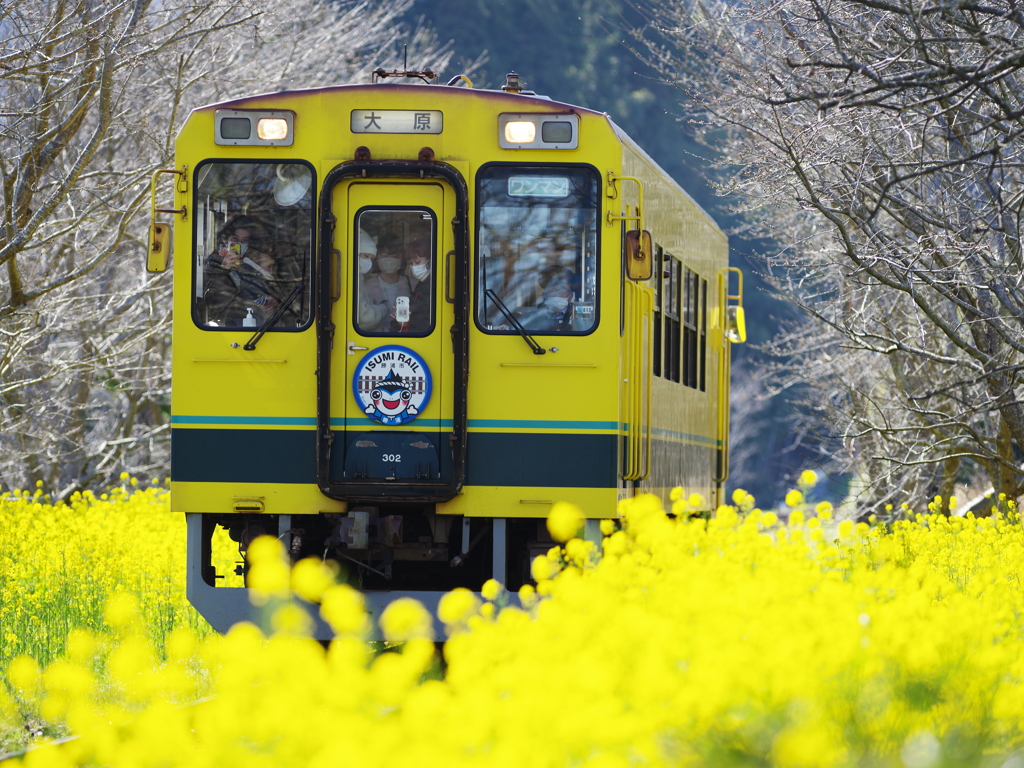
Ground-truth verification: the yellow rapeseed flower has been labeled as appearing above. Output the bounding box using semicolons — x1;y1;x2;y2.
290;557;337;603
531;554;557;582
438;588;480;626
7;655;40;695
319;584;368;636
8;481;1024;765
547;502;584;543
379;597;433;642
481;579;502;602
246;536;290;602
517;583;537;609
65;630;97;664
103;593;139;629
270;603;314;636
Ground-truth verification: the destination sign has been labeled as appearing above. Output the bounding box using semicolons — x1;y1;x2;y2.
508;176;570;197
350;109;443;134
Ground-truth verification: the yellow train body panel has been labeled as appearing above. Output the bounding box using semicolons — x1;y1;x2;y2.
162;81;736;624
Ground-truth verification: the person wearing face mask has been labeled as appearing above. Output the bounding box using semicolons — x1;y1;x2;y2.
402;237;432;333
356;228;388;332
527;264;575;331
362;235;411;332
203;216;281;327
406;239;431;286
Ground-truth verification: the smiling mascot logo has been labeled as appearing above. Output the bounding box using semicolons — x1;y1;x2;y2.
352;346;431;426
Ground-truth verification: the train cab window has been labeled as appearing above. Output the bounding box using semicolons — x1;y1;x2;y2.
664;255;682;383
353;209;435;336
193;161;314;330
683;267;699;388
477;165;599;334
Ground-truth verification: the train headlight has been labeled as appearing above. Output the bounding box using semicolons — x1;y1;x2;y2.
504;120;536;144
499;114;579;149
257;118;289;141
215;109;295;146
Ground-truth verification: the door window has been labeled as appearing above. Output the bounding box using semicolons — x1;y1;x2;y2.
353;208;435;336
192;161;314;330
477;165;599;334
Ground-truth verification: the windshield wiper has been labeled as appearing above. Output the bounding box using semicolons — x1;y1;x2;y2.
244;285;304;351
484;288;546;355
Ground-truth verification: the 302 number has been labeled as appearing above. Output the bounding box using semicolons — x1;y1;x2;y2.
382;454;402;463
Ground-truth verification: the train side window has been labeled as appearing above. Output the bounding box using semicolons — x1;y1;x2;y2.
699;277;707;391
683;267;699;388
620;221;626;337
664;255;681;383
477;165;599;335
353;208;435;336
192;161;314;331
653;245;663;377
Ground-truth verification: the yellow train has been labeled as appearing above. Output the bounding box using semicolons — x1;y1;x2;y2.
148;70;745;636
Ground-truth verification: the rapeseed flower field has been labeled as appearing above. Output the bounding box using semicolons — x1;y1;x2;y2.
0;479;210;670
4;478;1024;766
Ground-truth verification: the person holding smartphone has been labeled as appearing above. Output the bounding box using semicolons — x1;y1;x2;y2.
361;235;411;333
203;216;281;327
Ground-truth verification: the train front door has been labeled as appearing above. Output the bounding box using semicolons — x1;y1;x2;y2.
324;179;459;496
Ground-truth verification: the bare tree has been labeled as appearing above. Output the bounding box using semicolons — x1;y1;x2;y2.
639;0;1024;511
0;0;458;496
725;357;807;502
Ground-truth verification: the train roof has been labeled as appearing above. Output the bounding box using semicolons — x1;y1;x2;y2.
608;116;720;231
187;82;721;233
190;83;609;117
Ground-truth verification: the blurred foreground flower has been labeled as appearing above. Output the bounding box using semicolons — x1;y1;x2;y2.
546;501;584;542
5;489;1024;766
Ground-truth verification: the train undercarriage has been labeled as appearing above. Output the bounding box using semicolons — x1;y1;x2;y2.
186;510;593;638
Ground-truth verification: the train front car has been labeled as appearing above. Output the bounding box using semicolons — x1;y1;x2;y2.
153;77;742;638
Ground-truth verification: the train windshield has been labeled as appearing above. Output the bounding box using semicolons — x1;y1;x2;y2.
192;161;314;330
477;166;599;334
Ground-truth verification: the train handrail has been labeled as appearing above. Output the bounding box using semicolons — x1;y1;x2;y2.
713;269;735;484
639;286;654;481
623;281;637;480
623;280;653;481
605;173;645;235
628;280;635;480
146;166;187;272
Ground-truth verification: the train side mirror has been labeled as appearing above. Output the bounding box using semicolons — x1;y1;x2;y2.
625;229;652;280
726;305;746;343
147;222;171;273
